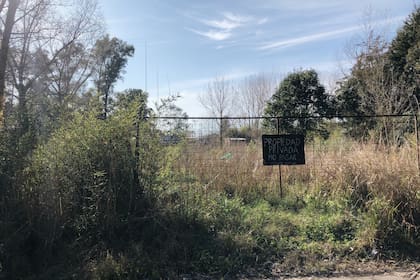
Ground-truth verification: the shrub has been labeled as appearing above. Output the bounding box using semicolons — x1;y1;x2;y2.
4;108;161;278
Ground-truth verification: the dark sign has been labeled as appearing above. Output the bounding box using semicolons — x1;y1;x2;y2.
262;134;305;165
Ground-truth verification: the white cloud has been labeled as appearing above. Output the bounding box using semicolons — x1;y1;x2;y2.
187;28;232;41
222;12;251;24
259;26;361;50
187;12;263;42
259;0;342;12
200;12;251;31
258;14;408;51
257;18;268;25
169;70;255;92
202;18;242;30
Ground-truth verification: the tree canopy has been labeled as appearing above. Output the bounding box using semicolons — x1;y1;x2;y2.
93;35;135;119
336;7;419;141
264;69;334;138
387;7;419;112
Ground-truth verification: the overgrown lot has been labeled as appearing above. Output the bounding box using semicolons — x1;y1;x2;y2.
1;112;418;279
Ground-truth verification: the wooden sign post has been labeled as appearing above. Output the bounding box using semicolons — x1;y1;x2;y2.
262;134;305;197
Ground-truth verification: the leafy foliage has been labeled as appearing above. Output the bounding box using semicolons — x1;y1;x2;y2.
336;77;377;139
93;35;135;119
387;7;420;109
337;7;419;141
264;69;335;138
1;4;419;280
0;97;161;277
25;113;138;238
154;94;189;140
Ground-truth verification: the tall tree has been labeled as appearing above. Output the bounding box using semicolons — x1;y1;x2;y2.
154;94;189;139
264;69;334;138
114;88;150;199
199;76;233;119
199;76;233;145
6;0;102;137
93;35;134;119
46;42;94;117
387;7;419;113
336;33;391;140
336;77;377;139
337;8;419;142
0;0;20;126
238;72;277;129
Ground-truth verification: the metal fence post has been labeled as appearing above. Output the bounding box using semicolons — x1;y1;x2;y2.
219;116;223;148
415;114;420;175
277;117;283;198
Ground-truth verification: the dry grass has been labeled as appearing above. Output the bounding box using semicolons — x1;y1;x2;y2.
171;134;420;242
176;136;419;196
148;133;420;277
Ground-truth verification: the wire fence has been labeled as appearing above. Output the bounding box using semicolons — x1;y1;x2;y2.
149;114;420;196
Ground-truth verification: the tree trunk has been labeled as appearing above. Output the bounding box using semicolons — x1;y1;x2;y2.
17;84;30;137
0;0;7;14
0;0;20;126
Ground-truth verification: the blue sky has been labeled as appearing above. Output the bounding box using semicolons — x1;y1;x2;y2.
100;0;419;116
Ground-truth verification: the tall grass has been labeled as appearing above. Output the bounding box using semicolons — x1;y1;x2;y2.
167;133;420;258
2;121;418;278
177;135;418;192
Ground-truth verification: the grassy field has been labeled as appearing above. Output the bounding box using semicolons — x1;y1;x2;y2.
142;132;420;277
1;117;419;279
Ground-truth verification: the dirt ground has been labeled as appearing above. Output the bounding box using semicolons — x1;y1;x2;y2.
234;270;419;280
286;270;419;280
232;262;420;280
186;263;420;279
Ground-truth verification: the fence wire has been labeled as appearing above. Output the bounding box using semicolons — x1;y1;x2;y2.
149;115;420;195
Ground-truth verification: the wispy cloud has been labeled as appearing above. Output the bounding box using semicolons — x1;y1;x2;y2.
176;70;256;91
202;12;250;30
201;18;241;30
257;18;268;25
259;26;360;50
258;15;407;51
187;28;232;41
259;0;342;12
187;12;261;41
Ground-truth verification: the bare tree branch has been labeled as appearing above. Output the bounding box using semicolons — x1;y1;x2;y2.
0;0;20;126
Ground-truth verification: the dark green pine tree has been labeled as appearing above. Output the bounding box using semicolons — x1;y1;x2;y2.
387;7;419;112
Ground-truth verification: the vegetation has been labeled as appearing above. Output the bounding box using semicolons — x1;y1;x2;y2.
94;35;135;119
0;2;418;279
263;69;335;139
4;124;419;279
336;7;419;142
387;7;419;107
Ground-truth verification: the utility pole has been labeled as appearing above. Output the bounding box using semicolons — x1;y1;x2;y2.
145;41;147;92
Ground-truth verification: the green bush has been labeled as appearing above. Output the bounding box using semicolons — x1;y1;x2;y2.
25;111;159;241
